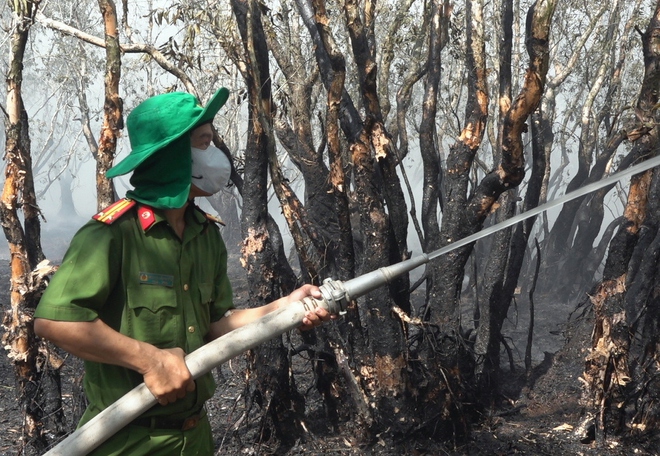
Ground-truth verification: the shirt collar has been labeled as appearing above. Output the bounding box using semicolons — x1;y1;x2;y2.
137;203;208;238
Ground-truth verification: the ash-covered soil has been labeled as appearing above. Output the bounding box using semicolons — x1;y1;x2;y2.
1;231;658;455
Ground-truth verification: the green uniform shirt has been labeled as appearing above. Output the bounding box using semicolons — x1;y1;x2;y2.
35;203;233;425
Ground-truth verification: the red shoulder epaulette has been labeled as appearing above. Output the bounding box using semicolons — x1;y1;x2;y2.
92;198;136;225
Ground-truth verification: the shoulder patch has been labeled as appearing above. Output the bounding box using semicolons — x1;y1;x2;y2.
205;212;225;226
137;205;157;231
92;198;136;225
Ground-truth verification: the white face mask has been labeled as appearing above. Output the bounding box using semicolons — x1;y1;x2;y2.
191;145;231;195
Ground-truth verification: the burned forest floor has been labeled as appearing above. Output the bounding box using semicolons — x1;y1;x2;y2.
1;229;660;455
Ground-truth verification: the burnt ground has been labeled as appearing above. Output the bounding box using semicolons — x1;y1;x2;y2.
1;233;659;455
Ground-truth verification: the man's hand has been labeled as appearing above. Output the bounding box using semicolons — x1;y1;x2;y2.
287;284;337;331
34;318;196;406
141;347;195;406
208;283;339;339
300;306;334;331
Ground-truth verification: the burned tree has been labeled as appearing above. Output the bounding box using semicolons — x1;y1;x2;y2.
12;0;660;454
540;0;641;299
95;0;122;209
1;0;65;453
582;0;660;443
230;0;304;450
412;0;556;428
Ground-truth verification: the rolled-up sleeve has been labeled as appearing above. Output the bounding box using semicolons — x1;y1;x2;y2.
209;232;233;323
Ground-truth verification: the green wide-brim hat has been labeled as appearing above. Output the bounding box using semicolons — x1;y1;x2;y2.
107;87;229;178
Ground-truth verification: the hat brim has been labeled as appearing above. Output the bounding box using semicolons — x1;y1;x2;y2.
195;87;229;127
107;88;229;178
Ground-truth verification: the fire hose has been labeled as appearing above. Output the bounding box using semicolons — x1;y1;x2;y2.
44;153;660;455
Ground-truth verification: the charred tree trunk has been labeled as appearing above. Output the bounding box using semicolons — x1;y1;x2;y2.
344;0;411;284
96;0;121;209
561;3;642;295
262;6;349;282
476;0;555;388
321;6;355;284
419;0;449;276
473;0;514;394
560;134;626;293
428;0;490;323
57;171;80;220
318;0;414;437
285;0;416;440
207;191;242;255
582;2;660;442
541;0;624;292
415;0;490;436
305;2;380;435
232;0;304;451
584;170;652;440
1;1;65;453
293;0;363;283
417;0;555;436
287;0;374;435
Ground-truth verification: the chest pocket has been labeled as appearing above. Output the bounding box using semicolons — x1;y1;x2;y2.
125;285;181;348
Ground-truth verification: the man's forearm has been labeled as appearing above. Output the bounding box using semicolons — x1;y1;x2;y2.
207;302;281;340
34;318;155;374
207;284;329;340
35;317;195;405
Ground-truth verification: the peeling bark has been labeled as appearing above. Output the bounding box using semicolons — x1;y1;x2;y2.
419;0;450;257
473;0;516;392
232;1;304;449
296;0;414;439
582;2;660;441
97;0;121;208
430;0;554;322
1;1;65;453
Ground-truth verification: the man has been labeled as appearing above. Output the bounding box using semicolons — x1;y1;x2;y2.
34;88;331;455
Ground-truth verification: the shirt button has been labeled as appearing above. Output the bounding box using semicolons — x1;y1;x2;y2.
188;326;195;333
183;284;189;291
